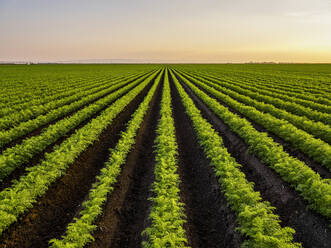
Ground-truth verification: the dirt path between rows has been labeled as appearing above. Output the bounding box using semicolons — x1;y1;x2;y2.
87;72;163;248
0;72;156;192
174;71;331;248
177;71;331;179
0;76;156;248
0;72;152;152
170;75;243;248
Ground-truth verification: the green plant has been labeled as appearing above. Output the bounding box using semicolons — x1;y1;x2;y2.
171;69;331;221
170;69;301;248
142;69;189;248
48;69;163;248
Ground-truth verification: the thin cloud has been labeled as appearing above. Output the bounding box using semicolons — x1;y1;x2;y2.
285;10;331;24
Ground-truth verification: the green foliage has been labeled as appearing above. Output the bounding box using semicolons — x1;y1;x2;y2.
177;70;331;169
0;71;153;148
142;69;189;248
48;69;163;248
0;71;142;118
0;71;155;181
174;64;331;106
0;64;160;110
182;70;331;145
0;70;156;130
170;69;301;248
171;69;331;221
1;64;330;247
194;69;331;114
0;69;160;235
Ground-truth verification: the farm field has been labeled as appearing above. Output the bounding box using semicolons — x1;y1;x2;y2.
0;64;330;248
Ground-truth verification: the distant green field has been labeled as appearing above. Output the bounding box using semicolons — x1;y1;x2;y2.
0;64;330;248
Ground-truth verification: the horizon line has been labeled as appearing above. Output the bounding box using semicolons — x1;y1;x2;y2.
1;59;331;65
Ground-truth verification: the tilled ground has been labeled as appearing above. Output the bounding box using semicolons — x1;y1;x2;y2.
1;68;330;248
0;77;155;248
87;72;163;248
0;78;142;192
170;75;243;248
174;72;331;248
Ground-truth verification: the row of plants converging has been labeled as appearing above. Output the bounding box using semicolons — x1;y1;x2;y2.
192;65;331;100
0;70;158;181
231;70;331;101
229;70;331;110
0;74;102;107
49;69;163;248
175;70;331;169
142;69;189;248
0;70;154;130
171;69;331;221
0;70;128;114
0;72;130;117
193;70;331;125
194;68;331;106
0;70;154;149
0;65;330;247
170;69;301;248
189;70;331;125
228;74;331;109
0;69;161;235
177;70;331;145
0;65;152;106
0;76;98;116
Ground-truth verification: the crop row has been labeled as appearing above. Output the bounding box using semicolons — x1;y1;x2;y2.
189;70;331;125
179;70;331;145
200;67;331;98
0;71;144;118
217;72;331;112
142;69;189;248
0;74;107;107
170;69;301;248
0;70;160;235
0;70;159;181
189;68;331;106
233;74;331;106
229;70;331;99
0;74;108;115
171;69;331;221
49;69;163;248
0;65;154;104
0;71;154;149
176;70;331;168
0;71;154;130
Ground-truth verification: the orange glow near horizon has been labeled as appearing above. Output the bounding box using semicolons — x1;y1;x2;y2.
1;0;331;63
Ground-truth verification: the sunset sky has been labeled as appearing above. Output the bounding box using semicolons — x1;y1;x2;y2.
1;0;331;63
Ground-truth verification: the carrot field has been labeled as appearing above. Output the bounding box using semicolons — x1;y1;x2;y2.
0;64;330;248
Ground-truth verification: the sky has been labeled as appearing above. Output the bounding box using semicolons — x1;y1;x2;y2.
1;0;331;63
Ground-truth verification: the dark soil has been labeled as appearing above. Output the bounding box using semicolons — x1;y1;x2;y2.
177;70;331;179
173;70;331;248
0;71;152;153
0;74;157;248
0;72;154;192
87;73;163;248
170;74;243;248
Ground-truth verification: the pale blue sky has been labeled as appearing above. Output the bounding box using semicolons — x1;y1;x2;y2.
1;0;331;62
